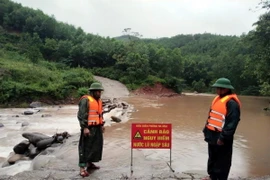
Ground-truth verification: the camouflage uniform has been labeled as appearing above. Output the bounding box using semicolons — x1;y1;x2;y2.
77;97;103;167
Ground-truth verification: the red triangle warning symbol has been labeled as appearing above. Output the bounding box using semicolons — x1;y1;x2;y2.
134;131;142;139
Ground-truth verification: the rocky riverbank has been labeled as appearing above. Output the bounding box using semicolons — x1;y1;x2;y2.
1;132;269;180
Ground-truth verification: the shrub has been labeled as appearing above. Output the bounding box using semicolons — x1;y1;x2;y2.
77;87;88;98
144;75;165;86
192;80;207;93
164;77;184;94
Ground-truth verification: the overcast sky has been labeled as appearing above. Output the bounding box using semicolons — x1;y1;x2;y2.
11;0;266;38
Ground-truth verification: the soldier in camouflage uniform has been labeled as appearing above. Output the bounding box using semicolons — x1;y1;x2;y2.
203;78;241;180
77;82;105;177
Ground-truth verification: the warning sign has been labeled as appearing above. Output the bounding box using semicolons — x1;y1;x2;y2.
131;123;172;149
134;131;142;139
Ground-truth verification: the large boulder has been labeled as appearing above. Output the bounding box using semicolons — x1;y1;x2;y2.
36;138;55;150
22;132;51;146
7;154;29;164
27;144;40;159
13;140;30;154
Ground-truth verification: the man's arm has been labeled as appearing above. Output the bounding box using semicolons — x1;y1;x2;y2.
77;98;89;129
219;99;241;142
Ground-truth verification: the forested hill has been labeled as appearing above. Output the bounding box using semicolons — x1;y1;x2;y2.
114;35;140;42
0;0;269;106
143;33;238;50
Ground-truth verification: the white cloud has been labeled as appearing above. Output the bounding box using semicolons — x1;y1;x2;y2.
11;0;266;38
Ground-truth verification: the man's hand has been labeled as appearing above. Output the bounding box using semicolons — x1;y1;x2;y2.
217;139;224;145
83;128;90;136
102;126;105;133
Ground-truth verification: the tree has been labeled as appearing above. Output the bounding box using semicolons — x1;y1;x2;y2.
42;38;58;60
246;11;270;95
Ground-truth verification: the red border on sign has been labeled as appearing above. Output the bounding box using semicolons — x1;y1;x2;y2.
131;123;172;149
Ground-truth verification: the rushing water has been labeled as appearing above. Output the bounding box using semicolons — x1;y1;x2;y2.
0;94;269;178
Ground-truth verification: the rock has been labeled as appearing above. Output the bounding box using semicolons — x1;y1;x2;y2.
41;114;52;117
108;104;117;110
12;115;19;117
22;132;51;146
21;122;29;127
52;131;71;140
103;107;110;114
13;140;30;154
0;123;4;128
62;131;71;139
29;101;42;108
122;102;129;109
103;104;117;114
56;136;64;143
7;154;29;164
27;144;40;159
36;138;54;150
112;98;118;103
111;116;121;123
102;98;112;104
23;111;34;115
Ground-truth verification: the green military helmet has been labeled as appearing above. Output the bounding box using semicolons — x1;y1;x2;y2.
211;78;234;89
89;82;104;91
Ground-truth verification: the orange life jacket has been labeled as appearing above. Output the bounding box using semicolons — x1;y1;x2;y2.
80;95;103;126
206;94;241;132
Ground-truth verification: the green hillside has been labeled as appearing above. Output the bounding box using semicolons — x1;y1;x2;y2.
0;0;269;107
0;50;93;107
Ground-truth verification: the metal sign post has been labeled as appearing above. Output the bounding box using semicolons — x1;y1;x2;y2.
131;147;133;175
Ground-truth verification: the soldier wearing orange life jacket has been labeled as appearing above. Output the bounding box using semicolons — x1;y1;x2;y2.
77;82;105;177
202;78;241;180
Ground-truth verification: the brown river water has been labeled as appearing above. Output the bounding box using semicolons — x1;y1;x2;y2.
117;94;270;178
0;94;269;178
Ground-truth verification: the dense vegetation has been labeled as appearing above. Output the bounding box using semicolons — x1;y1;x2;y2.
0;0;269;106
0;50;93;106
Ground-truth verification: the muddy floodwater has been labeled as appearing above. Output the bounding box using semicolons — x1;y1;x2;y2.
120;94;270;178
0;94;269;179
